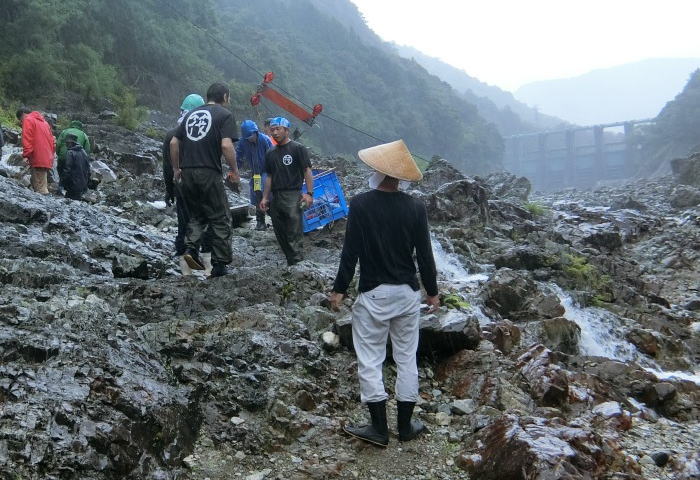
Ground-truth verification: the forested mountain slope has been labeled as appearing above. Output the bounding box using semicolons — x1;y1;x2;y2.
394;45;567;134
640;69;700;175
0;0;503;173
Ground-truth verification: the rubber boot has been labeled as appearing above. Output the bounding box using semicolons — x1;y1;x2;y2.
209;262;228;278
179;256;192;276
397;401;426;442
183;249;205;270
255;212;267;231
201;252;213;276
343;400;389;447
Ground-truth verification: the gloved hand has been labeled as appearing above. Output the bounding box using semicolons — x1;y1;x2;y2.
165;192;175;207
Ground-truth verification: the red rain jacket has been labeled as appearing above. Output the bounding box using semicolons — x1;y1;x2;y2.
21;111;55;168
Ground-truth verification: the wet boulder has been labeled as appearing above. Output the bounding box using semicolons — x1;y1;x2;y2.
494;245;556;271
99;110;118;120
90;160;118;184
517;344;569;407
418;156;466;193
540;317;581;355
482;320;521;354
483;171;531;201
421;178;490;224
583;224;623;250
670;185;700;208
418;310;481;358
610;195;648;211
112;254;150;279
671;153;700;187
626;328;660;357
437;349;535;412
458;414;641;479
482;269;564;321
118;153;158;176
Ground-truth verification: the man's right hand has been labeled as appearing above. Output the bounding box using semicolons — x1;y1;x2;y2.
174;168;182;182
259;198;270;212
328;291;344;312
425;294;440;314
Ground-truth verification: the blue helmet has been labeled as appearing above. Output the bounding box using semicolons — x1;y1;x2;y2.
269;116;290;128
240;120;259;139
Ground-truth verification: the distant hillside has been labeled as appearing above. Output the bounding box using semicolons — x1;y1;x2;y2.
639;69;700;176
394;45;567;134
0;0;503;174
515;58;700;125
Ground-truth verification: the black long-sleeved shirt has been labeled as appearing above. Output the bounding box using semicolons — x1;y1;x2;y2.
333;189;438;297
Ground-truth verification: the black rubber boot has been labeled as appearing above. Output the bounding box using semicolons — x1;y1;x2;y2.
209;262;228;278
343;401;389;447
397;401;426;442
183;249;205;270
255;212;267;231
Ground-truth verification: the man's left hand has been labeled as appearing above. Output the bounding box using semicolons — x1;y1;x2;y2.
301;193;313;208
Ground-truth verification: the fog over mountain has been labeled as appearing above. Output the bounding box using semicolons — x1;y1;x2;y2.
515;58;700;126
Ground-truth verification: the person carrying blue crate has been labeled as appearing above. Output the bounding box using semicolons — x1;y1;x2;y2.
236;120;273;230
259;117;314;266
329;139;440;448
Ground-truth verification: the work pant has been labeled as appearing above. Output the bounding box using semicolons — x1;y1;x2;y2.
175;185;212;256
57;157;66;188
180;168;232;264
253;189;266;223
352;284;421;403
270;190;303;265
30;167;49;194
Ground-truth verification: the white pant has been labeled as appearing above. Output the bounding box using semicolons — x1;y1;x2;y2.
352;284;421;403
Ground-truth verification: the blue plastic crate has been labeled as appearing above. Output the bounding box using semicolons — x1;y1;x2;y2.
301;169;349;233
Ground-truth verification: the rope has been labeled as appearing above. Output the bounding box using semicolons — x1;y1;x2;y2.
163;4;431;165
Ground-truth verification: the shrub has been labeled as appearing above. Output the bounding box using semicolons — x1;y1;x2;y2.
114;90;148;130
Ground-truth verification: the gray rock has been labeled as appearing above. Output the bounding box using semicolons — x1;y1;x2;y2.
99;110;118;120
112;254;149;279
540;317;581;355
670;185;700;208
451;399;477;416
90;160;118;183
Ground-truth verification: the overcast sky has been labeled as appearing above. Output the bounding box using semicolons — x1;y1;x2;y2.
349;0;700;92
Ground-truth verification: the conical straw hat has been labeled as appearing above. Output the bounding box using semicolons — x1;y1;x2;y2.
357;140;423;182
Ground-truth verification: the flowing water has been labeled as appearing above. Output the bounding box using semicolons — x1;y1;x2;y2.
431;236;492;326
555;285;700;386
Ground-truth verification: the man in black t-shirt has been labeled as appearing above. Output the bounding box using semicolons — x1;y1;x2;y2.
260;117;314;266
169;83;240;277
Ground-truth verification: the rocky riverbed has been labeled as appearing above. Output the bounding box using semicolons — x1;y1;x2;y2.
0;116;699;480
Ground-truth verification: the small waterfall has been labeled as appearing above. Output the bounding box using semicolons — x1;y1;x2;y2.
0;146;24;175
554;285;700;385
431;235;491;325
431;235;488;284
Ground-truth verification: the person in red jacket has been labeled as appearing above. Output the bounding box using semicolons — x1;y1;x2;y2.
16;107;56;194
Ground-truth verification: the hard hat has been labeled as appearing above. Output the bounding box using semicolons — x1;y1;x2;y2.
180;94;205;112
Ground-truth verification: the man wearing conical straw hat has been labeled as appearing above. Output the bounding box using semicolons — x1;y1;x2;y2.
330;140;440;447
